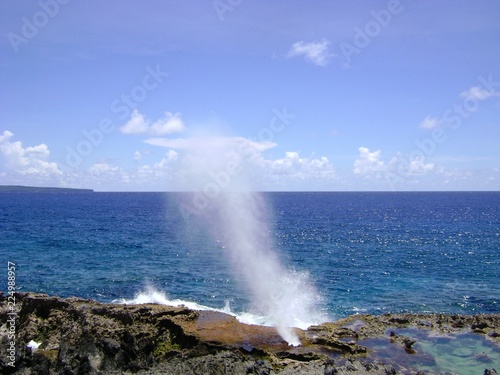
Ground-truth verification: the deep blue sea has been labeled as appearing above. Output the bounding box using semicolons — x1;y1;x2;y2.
2;191;499;320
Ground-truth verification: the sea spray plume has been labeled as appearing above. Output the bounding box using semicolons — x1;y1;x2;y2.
173;134;327;345
210;191;325;345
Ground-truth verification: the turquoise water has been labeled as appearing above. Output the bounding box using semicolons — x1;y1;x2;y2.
417;332;500;374
1;191;499;319
361;329;500;374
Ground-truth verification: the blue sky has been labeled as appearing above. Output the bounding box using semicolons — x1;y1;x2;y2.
1;0;499;191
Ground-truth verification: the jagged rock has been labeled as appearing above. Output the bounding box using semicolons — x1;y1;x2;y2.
332;327;359;340
473;322;490;330
310;337;368;355
388;317;410;325
389;331;416;350
1;293;499;374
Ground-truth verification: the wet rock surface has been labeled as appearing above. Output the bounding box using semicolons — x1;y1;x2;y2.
1;292;499;374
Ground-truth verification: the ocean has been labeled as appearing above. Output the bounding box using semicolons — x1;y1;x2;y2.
2;191;499;323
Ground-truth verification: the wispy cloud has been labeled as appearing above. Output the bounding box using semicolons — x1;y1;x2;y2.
419;116;442;129
286;39;333;67
120;110;185;136
143;135;276;153
420;81;500;131
460;85;499;101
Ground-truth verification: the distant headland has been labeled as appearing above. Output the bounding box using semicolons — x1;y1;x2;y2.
0;185;93;193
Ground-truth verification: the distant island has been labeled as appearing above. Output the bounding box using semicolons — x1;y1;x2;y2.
0;185;93;193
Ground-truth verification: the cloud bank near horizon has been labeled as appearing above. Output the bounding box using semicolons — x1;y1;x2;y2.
1;120;497;191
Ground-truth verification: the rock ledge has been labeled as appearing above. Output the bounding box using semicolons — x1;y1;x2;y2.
1;293;499;374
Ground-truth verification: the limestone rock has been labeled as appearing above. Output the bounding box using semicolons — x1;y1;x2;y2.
1;293;499;374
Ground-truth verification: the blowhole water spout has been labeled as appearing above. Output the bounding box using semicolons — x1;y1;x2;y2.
175;135;327;344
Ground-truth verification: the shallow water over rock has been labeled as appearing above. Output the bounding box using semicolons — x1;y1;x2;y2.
359;329;500;374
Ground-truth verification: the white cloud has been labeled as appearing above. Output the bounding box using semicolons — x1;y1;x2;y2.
163;149;178;163
133;150;153;161
354;147;436;179
0;130;62;177
144;135;276;153
460;86;499;101
419;116;442;129
83;162;132;189
142;135;336;190
58;153;180;191
89;162;121;174
144;135;277;190
120;110;185;135
137;150;178;178
353;147;384;175
120;110;149;134
401;155;435;175
419;84;500;132
286;39;333;67
349;147;443;190
270;151;305;175
269;152;335;180
0;130;14;143
150;113;185;135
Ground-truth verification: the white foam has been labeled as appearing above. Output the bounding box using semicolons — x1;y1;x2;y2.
113;287;325;336
113;288;218;312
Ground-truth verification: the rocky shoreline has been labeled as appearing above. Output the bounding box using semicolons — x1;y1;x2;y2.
1;292;499;374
